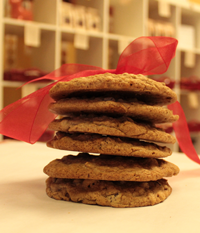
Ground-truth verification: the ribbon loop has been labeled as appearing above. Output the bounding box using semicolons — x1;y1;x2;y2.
116;36;177;75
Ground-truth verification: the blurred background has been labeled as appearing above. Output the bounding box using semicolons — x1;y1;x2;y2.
1;0;200;152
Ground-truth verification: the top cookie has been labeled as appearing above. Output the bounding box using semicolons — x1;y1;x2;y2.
49;73;177;105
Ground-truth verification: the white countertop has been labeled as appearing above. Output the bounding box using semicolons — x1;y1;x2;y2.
1;140;200;233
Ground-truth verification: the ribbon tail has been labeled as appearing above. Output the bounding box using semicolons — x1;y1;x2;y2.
0;65;114;144
0;83;56;144
168;101;200;164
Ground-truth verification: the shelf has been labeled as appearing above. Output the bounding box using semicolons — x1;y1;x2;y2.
156;0;200;12
4;18;57;34
177;46;200;54
190;132;200;137
3;80;25;88
3;80;51;88
1;0;200;153
107;33;135;42
180;90;200;95
60;27;104;39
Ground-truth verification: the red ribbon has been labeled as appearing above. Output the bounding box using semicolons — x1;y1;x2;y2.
0;36;199;164
168;101;200;164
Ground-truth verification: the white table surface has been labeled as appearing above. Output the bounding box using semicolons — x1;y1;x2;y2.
1;140;200;233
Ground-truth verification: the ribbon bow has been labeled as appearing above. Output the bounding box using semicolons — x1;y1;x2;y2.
0;36;199;164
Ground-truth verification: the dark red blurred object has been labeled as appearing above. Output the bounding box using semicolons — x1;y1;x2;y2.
165;126;173;134
153;76;175;89
9;0;33;21
155;123;173;134
38;130;54;142
4;68;48;82
187;120;200;133
180;76;200;91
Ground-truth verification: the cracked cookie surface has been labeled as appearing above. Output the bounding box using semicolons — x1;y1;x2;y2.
45;178;172;208
43;153;179;182
49;97;179;124
49;73;177;105
48;115;176;144
47;132;172;158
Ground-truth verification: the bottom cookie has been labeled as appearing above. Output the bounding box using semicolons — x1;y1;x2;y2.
46;177;172;208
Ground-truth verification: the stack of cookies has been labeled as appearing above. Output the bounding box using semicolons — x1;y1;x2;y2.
43;72;180;208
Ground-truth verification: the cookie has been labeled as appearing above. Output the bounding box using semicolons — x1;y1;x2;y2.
45;178;172;208
47;132;172;158
49;73;177;105
49;97;179;123
43;153;179;182
48;115;176;144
